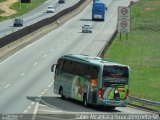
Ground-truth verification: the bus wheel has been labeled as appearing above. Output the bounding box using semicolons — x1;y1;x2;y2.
83;94;88;107
60;88;65;99
108;106;115;110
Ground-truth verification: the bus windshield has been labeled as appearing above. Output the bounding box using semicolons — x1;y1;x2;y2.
93;4;105;12
103;65;129;86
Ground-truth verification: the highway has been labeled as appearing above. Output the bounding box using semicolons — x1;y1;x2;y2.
0;0;155;119
0;0;79;38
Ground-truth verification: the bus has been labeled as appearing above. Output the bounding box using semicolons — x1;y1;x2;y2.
92;0;106;21
51;54;130;108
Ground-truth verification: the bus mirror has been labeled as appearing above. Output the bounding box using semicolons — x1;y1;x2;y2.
51;64;57;72
106;7;107;10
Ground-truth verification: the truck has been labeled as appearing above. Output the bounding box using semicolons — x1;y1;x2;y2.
92;0;106;21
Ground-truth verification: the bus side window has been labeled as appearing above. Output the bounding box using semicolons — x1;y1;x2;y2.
61;59;73;74
85;65;99;79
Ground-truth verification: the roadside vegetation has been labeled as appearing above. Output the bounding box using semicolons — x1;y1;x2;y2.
0;9;4;15
104;0;160;102
0;0;7;2
0;0;46;21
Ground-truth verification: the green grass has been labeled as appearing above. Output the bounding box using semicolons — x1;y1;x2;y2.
0;0;46;21
0;0;7;2
0;9;5;15
104;0;160;102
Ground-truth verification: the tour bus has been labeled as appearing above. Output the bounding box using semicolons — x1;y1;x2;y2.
92;0;106;21
51;54;130;107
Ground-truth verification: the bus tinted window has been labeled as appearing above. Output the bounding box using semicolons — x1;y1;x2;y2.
60;59;99;79
103;66;129;85
103;66;129;78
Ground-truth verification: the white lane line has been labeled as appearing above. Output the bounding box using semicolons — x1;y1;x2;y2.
44;89;48;91
20;73;25;77
27;106;31;109
38;104;46;107
41;91;45;95
38;95;42;97
32;98;41;120
38;109;63;113
33;62;38;66
48;84;51;88
31;102;35;106
4;84;11;89
43;54;48;58
63;40;66;42
23;110;28;113
37;115;58;120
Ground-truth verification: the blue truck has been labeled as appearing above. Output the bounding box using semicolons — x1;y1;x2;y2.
92;0;106;21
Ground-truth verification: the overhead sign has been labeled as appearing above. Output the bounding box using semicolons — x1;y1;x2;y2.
118;6;131;33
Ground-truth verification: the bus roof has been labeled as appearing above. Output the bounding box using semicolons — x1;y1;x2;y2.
93;0;105;4
62;54;129;67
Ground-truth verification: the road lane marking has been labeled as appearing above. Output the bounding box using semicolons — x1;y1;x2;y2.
31;102;35;106
38;104;46;107
23;110;28;113
43;54;48;58
27;106;31;109
36;115;59;120
33;62;38;66
38;95;42;97
41;91;45;95
20;73;25;77
38;109;63;113
4;84;11;89
32;97;41;120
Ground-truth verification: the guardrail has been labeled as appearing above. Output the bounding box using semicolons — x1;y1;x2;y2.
129;96;160;107
0;0;85;48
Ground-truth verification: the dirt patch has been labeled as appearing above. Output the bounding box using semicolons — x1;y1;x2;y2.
0;0;18;17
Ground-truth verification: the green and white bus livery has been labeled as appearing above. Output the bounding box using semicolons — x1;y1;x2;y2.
51;54;130;107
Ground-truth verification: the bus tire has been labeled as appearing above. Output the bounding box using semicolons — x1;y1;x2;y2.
108;106;115;110
83;94;88;107
60;87;65;99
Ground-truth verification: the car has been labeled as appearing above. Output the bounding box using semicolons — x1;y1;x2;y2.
58;0;65;3
13;18;23;27
82;24;92;33
47;6;55;13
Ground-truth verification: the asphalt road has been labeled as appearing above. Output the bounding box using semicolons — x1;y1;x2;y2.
0;0;157;119
0;0;79;38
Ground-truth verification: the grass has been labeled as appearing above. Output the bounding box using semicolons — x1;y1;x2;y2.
0;0;7;2
104;0;160;102
0;9;5;15
0;0;46;21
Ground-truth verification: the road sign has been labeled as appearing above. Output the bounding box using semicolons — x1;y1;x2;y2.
118;20;130;33
118;6;131;33
118;7;130;20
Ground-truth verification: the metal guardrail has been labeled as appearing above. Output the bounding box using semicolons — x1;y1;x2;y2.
129;96;160;107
